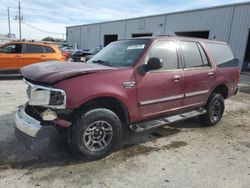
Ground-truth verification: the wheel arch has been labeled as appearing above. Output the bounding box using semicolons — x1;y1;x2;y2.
71;96;130;125
211;84;229;99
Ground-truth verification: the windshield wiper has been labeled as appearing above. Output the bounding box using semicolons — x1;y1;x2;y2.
92;60;112;67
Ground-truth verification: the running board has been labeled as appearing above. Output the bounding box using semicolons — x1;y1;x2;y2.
130;107;206;132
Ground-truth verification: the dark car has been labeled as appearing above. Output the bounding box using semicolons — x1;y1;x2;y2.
71;47;102;62
15;36;239;161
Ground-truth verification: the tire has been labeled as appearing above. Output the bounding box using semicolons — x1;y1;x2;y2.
68;108;122;161
199;93;225;126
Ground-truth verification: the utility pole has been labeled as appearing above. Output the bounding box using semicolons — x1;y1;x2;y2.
14;1;23;39
18;1;21;39
7;7;11;38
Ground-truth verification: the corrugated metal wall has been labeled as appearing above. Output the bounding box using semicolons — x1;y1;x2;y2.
125;16;165;38
66;2;250;69
100;21;126;45
164;7;233;42
228;4;250;68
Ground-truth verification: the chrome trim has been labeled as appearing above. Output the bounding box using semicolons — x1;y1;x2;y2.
149;69;183;73
139;89;209;106
14;105;41;137
141;102;204;118
184;67;211;71
24;79;66;109
139;94;184;105
185;89;209;97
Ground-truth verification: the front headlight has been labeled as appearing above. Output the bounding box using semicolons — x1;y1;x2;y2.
25;79;66;109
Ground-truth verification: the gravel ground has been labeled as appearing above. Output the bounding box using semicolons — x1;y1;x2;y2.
0;75;249;188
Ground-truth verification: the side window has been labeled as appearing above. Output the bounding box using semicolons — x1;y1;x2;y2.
25;44;44;53
180;41;209;68
0;44;22;53
44;46;55;53
148;40;178;70
205;43;236;67
197;43;209;66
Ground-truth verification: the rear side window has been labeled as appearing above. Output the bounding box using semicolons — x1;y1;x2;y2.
44;46;55;53
206;43;236;67
25;44;44;53
0;43;22;53
180;41;210;68
148;40;179;70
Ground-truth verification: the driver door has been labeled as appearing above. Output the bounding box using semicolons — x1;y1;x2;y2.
0;43;24;70
136;40;184;120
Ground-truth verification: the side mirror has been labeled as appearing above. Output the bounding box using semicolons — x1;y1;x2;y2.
138;57;163;75
146;57;163;71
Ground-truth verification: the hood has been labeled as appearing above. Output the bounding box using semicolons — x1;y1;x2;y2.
21;61;114;84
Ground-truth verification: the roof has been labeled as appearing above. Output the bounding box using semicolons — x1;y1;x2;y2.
66;1;250;28
118;35;227;44
1;40;58;46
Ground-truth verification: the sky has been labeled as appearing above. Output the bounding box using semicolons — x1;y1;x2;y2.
0;0;248;40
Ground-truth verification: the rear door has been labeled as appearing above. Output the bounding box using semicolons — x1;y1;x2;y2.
180;41;215;111
0;43;23;70
43;45;57;61
136;40;184;120
22;44;45;66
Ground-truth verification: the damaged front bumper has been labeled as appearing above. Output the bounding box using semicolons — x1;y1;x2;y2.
14;105;42;148
14;105;72;149
15;105;42;138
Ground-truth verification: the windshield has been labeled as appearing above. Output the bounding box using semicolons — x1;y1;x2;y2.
88;39;150;67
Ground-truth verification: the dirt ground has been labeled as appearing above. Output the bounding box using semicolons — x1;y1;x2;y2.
0;75;249;188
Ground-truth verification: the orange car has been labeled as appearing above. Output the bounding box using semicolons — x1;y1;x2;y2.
0;41;66;73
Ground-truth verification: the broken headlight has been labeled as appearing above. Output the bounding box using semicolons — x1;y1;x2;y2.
29;89;66;109
25;79;66;109
50;90;65;106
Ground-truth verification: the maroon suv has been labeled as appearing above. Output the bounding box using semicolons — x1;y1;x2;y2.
15;36;240;160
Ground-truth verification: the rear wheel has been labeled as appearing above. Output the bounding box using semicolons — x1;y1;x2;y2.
68;108;122;160
199;93;225;126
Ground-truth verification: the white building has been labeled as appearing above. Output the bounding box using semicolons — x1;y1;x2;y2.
66;2;250;71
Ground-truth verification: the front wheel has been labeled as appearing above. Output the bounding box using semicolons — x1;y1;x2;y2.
199;93;225;126
68;108;122;160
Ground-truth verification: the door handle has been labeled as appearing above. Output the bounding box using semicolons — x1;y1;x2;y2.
15;55;21;58
208;72;215;77
40;55;46;57
172;75;181;82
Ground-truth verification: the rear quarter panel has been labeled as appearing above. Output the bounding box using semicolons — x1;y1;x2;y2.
202;42;239;99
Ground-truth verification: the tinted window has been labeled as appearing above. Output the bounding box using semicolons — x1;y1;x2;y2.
206;43;236;67
44;46;55;53
197;43;209;66
25;44;44;53
181;41;209;68
0;44;22;53
148;40;178;70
